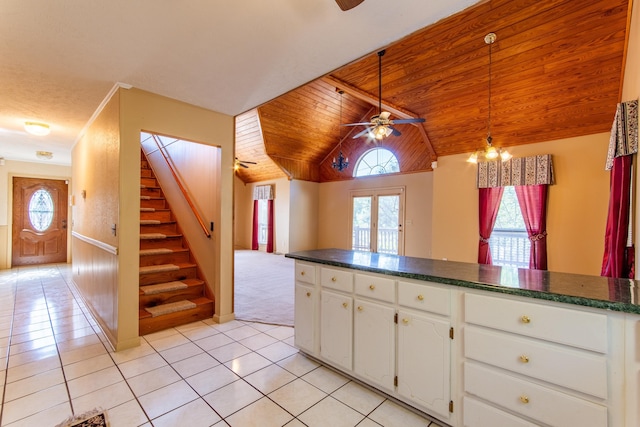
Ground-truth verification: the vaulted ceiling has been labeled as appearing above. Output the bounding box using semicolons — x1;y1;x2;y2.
234;0;631;184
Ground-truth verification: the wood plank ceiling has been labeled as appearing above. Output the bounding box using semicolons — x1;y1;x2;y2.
234;0;631;184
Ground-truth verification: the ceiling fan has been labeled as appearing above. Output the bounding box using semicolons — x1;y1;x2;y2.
335;0;365;11
235;157;257;169
342;50;425;140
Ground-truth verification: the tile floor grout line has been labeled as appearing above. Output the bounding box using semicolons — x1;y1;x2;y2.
0;270;18;427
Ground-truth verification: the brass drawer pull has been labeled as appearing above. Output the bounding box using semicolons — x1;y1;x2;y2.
369;284;375;290
332;277;337;282
300;271;305;276
417;294;424;301
402;318;409;324
306;292;311;297
520;315;531;324
342;302;348;308
520;395;530;404
519;355;529;363
357;306;363;311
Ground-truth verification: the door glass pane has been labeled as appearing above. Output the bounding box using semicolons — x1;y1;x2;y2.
29;189;54;232
377;195;399;254
352;196;372;251
258;199;268;244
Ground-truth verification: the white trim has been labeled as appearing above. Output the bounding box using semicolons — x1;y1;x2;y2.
71;82;133;150
72;231;118;255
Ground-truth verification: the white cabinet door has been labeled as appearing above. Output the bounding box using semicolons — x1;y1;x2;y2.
397;309;451;421
320;290;353;370
294;283;316;354
354;299;395;392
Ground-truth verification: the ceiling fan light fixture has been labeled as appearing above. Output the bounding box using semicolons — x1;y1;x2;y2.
485;145;499;160
24;121;50;136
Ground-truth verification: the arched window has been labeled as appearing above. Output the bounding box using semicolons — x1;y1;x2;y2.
353;148;400;177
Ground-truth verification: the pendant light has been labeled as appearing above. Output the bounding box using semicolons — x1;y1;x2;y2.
468;33;511;163
332;90;350;171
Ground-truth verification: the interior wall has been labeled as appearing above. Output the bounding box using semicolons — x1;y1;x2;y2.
233;177;291;253
317;172;433;257
71;90;124;348
432;133;611;276
0;160;71;269
120;88;235;325
289;179;318;253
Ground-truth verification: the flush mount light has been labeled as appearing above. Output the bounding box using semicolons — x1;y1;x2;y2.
36;151;53;160
24;121;50;136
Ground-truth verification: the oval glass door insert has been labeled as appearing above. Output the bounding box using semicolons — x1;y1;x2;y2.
28;189;54;231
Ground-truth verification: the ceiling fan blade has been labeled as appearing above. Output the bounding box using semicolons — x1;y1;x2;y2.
379;111;391;120
240;160;257;164
342;122;373;127
239;163;249;168
353;127;373;139
390;118;426;124
389;126;402;137
335;0;365;11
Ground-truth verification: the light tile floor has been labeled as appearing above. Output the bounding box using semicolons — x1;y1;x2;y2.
0;264;444;427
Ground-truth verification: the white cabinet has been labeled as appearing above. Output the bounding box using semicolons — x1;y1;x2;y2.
294;283;316;353
294;262;317;354
320;289;353;371
463;292;611;427
353;299;395;391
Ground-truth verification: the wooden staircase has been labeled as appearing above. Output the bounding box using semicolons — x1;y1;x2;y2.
138;151;214;335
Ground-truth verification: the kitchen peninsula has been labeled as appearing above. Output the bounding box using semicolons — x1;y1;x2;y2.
286;248;640;427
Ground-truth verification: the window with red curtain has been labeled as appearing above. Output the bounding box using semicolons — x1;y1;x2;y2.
251;185;275;253
476;155;554;268
602;99;637;279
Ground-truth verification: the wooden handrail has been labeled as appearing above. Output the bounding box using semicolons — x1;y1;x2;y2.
149;134;211;238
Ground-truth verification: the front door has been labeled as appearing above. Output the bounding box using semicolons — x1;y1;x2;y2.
12;177;68;266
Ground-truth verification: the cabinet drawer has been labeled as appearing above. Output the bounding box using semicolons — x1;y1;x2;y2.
295;262;316;285
465;326;607;398
465;362;608;427
355;274;395;303
398;281;450;316
463;396;538;427
465;293;607;353
321;267;353;292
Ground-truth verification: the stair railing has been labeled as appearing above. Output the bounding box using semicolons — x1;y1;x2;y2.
149;134;211;238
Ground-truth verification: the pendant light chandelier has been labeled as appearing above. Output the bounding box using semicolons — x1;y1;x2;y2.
332;90;350;171
468;33;511;163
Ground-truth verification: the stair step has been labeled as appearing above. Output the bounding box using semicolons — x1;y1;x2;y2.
144;300;196;317
139;278;205;306
138;297;214;335
139;264;180;275
140;280;189;295
140;248;174;256
139;247;190;267
140;232;182;240
141;219;161;225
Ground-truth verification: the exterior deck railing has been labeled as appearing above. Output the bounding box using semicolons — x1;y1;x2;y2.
352;227;398;254
490;229;530;268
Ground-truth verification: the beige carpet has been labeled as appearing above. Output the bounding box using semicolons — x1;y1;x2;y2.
234;250;294;326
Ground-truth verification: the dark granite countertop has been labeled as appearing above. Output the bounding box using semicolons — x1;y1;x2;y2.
286;248;640;315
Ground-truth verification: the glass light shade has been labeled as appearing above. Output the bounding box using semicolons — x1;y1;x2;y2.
467;152;479;163
24;122;50;136
373;125;392;140
485;146;499;159
500;150;512;161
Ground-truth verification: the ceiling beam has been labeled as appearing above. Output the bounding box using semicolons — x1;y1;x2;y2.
323;75;437;160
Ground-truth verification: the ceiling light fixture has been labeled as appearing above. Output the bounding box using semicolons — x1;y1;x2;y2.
36;150;53;160
468;33;511;163
332;90;350;172
24;121;51;136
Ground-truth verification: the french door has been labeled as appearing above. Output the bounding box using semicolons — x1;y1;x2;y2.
351;188;404;255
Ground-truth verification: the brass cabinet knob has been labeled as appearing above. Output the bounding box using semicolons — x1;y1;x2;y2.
417;294;424;301
300;271;305;276
369;284;375;290
520;315;531;324
402;318;409;324
520;395;530;404
357;306;363;311
306;292;311;297
342;302;348;308
332;277;337;282
519;355;530;363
